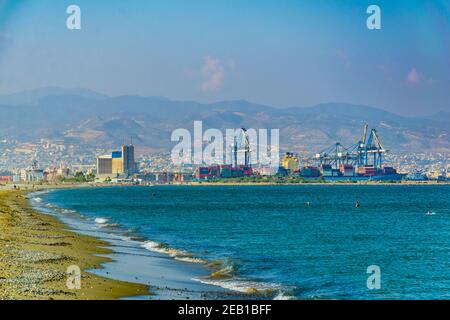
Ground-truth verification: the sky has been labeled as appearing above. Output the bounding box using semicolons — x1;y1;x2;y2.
0;0;449;116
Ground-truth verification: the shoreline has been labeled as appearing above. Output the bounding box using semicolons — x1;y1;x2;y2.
182;180;449;186
28;188;270;300
1;179;448;192
0;189;148;300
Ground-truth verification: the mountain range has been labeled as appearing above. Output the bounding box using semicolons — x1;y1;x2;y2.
0;87;448;154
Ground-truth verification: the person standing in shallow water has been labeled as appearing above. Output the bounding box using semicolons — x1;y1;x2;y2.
355;200;360;208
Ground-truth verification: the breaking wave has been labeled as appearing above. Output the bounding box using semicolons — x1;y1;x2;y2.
94;217;109;224
273;292;297;300
142;241;293;299
142;240;208;264
193;277;290;298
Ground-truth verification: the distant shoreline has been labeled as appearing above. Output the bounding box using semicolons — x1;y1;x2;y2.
1;179;448;192
183;180;449;186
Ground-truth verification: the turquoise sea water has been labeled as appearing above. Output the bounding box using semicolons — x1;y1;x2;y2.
36;185;450;299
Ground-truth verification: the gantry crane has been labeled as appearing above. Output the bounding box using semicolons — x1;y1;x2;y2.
231;128;251;167
312;124;387;170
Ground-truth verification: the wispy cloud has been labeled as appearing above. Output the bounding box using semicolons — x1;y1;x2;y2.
200;56;226;92
406;68;420;84
199;56;237;92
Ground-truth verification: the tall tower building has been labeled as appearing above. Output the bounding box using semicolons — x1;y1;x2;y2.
121;144;135;176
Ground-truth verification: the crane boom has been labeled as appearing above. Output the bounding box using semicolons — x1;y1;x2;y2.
360;123;368;146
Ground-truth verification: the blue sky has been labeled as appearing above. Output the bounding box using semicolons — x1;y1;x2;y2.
0;0;449;115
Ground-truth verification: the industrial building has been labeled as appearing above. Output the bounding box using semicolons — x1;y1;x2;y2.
194;164;254;180
96;144;136;178
281;152;300;172
97;155;113;175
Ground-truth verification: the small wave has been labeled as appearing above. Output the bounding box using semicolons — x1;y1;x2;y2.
95;217;109;224
61;209;76;214
273;292;297;300
209;265;236;279
174;256;208;264
101;223;120;229
193;277;279;297
142;240;207;264
32;197;42;203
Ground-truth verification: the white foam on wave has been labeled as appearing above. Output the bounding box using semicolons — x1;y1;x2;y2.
174;256;207;264
142;240;207;264
32;197;42;203
192;277;286;298
95;217;109;224
142;240;168;254
273;292;297;300
142;240;290;298
61;209;76;214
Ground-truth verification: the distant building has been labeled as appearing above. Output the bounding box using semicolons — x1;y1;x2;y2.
21;168;44;182
256;166;277;176
194;164;253;180
122;144;135;176
0;176;12;183
111;151;123;175
97;155;112;175
96;144;136;177
281;152;299;172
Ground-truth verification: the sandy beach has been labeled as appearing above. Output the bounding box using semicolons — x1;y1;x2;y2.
0;189;147;300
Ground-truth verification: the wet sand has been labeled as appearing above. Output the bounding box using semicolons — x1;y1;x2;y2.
0;189;148;299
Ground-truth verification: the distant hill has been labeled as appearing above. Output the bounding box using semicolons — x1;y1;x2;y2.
0;86;108;106
0;87;448;153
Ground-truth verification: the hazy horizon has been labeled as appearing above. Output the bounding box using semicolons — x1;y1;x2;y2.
2;85;449;118
0;0;449;116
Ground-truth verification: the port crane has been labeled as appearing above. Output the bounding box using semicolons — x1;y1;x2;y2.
312;124;388;170
361;128;386;169
231;128;251;167
314;142;357;169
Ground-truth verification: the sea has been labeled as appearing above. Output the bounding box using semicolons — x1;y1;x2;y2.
30;185;450;299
